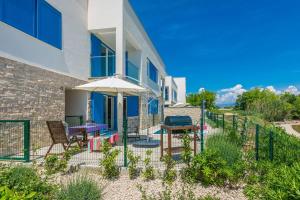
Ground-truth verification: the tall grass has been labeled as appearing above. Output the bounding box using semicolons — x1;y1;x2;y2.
57;176;102;200
206;131;243;166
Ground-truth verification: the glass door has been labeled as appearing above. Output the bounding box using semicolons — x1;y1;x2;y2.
106;97;114;129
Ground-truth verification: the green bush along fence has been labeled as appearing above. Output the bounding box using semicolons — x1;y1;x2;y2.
206;111;300;165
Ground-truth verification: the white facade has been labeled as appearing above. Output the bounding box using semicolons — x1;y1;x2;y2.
164;76;186;106
174;77;187;104
0;0;91;81
88;0;166;93
0;0;167;133
164;76;178;106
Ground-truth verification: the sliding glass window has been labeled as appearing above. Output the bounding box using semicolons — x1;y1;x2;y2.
91;34;115;77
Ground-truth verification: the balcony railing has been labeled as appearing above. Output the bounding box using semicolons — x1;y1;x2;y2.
91;55;116;77
126;60;140;84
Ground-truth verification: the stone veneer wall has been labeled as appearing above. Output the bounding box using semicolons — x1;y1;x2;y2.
127;116;139;133
139;95;162;131
164;107;201;124
0;56;86;156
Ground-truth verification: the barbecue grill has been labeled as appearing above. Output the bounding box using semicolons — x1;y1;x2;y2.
160;116;198;158
164;116;193;134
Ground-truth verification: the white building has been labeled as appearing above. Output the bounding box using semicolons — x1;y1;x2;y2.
0;0;166;133
164;76;186;107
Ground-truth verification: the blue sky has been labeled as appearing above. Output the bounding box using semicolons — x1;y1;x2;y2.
130;0;300;97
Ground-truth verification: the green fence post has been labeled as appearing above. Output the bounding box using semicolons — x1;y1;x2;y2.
79;116;84;125
255;125;259;161
123;117;128;167
201;100;205;153
222;114;225;133
242;117;247;143
269;131;274;161
23;120;30;162
232;115;234;130
216;114;219;128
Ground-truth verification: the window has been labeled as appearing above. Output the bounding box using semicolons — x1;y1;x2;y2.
37;0;62;49
147;59;158;83
1;0;36;36
173;90;177;102
165;87;169;101
148;98;159;115
0;0;62;49
91;34;115;77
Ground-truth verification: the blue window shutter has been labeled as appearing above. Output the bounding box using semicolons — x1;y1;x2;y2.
148;60;158;83
37;0;62;49
2;0;36;36
91;92;105;124
91;34;101;56
91;58;101;77
0;0;3;21
127;96;139;117
91;34;102;77
148;98;158;115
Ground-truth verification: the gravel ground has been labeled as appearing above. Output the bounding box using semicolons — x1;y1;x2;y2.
57;168;247;200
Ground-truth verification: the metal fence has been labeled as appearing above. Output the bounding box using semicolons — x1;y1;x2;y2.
0;120;30;162
0;116;205;168
206;111;300;165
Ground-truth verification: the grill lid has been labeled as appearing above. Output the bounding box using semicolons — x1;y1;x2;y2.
164;116;192;126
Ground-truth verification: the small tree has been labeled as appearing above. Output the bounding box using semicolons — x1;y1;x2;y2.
142;150;155;181
128;150;141;179
99;140;120;179
187;90;216;109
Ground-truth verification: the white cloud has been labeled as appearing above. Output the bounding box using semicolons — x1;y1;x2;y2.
265;86;281;95
284;85;299;95
213;84;299;107
216;84;247;106
198;88;205;93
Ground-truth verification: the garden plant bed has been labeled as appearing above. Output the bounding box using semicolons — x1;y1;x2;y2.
58;168;247;200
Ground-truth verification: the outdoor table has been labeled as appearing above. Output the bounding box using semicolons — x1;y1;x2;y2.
68;124;108;145
160;125;198;159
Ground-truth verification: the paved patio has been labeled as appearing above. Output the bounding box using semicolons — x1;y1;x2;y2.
30;124;218;168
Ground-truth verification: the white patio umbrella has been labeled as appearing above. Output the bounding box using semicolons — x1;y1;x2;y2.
74;76;148;134
74;76;147;95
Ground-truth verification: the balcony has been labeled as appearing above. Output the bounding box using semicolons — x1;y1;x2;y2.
125;60;140;84
91;55;116;78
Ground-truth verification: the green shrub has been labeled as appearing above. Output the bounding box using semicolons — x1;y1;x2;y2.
57;176;102;200
0;186;37;199
44;155;68;175
245;162;300;200
63;146;81;161
161;155;177;185
128;150;141;179
44;146;81;175
181;133;193;167
138;183;220;200
99;140;120;179
0;165;55;199
188;150;243;186
142;150;155;181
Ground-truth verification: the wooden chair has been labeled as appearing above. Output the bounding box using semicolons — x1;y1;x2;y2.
45;121;82;158
127;125;141;141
